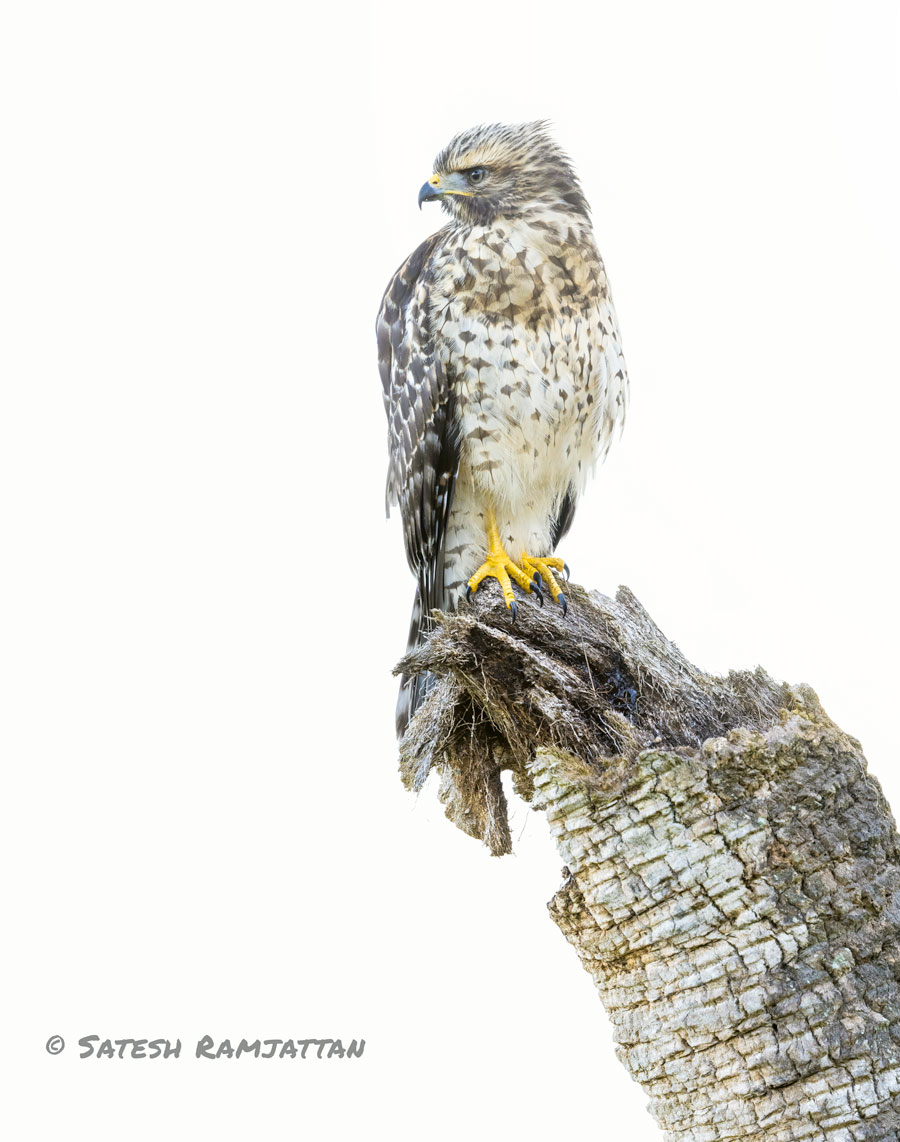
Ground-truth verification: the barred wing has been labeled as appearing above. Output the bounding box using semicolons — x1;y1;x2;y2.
376;233;459;617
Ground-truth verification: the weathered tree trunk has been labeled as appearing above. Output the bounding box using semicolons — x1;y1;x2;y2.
396;584;900;1140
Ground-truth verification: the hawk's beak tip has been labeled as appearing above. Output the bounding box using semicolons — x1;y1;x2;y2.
418;179;442;209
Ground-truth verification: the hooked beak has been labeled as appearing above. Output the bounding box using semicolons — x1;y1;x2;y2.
418;174;444;210
417;171;473;210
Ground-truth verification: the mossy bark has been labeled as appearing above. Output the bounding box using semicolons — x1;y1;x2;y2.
396;584;900;1140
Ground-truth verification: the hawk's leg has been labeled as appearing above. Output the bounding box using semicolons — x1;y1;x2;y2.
466;507;539;619
521;554;570;615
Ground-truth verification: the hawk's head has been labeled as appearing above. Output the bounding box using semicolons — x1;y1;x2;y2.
418;121;589;226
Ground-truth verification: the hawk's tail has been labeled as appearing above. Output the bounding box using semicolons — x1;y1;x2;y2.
395;587;437;739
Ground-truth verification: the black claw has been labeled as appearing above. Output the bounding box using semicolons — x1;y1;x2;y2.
509;599;518;622
531;581;544;607
465;585;473;605
563;563;571;582
559;593;568;616
532;570;541;584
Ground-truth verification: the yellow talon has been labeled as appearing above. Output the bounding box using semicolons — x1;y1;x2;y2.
466;508;535;614
521;554;569;611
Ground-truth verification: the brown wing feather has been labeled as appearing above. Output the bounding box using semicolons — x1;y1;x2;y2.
376;232;459;618
377;232;460;736
550;486;577;549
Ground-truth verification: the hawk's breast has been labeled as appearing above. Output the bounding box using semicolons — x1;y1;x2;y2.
431;218;623;512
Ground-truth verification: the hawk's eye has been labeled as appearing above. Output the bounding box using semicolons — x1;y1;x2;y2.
467;167;487;186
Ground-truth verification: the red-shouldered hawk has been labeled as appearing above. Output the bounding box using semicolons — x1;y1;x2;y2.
378;123;628;736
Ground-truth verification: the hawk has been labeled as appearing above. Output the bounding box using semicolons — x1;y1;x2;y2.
378;122;628;736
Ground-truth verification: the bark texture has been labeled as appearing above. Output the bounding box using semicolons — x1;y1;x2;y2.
396;584;900;1140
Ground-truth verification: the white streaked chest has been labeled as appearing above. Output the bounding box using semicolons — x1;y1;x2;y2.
430;216;624;498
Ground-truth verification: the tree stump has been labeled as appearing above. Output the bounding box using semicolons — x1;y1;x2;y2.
396;584;900;1140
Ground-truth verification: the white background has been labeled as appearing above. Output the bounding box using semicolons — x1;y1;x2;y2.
2;1;898;1139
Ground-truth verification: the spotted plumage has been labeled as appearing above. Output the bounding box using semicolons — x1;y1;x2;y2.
378;122;628;736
